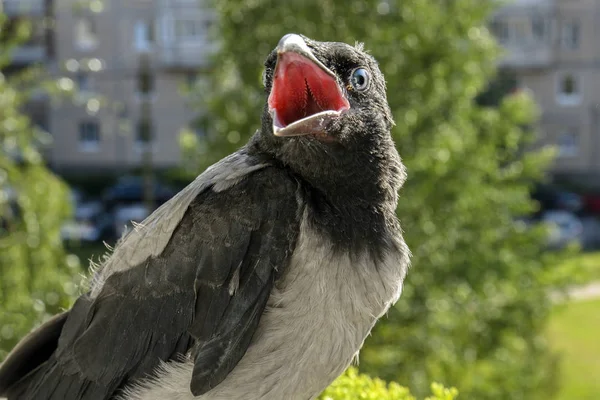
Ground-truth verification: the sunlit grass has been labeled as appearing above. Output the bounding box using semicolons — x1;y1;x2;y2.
547;299;600;400
558;251;600;283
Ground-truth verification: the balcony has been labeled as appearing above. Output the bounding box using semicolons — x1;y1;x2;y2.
495;0;555;13
159;42;217;70
155;12;217;70
498;43;553;69
8;22;48;65
490;0;556;69
2;0;46;16
10;44;46;64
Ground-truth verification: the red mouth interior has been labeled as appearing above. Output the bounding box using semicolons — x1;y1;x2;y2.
268;52;350;128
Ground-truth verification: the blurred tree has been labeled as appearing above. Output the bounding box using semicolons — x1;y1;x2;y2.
183;0;572;399
476;68;519;107
0;14;80;361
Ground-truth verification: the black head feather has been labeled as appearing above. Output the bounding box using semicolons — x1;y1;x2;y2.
252;34;404;202
248;34;405;251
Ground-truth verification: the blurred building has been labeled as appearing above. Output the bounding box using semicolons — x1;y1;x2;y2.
1;0;54;135
47;0;215;175
491;0;600;183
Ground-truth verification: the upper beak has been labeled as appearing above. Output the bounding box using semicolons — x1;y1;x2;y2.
275;34;337;81
268;34;350;138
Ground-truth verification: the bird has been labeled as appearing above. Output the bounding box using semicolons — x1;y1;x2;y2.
0;33;410;400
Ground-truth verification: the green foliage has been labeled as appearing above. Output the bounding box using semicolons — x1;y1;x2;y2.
186;0;575;398
319;368;458;400
0;14;79;361
556;251;600;285
476;68;518;107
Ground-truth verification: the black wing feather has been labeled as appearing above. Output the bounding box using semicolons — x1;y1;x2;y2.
188;171;299;395
0;312;68;394
0;163;300;400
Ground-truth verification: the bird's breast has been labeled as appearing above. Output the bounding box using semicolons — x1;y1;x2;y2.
121;212;408;400
199;213;407;399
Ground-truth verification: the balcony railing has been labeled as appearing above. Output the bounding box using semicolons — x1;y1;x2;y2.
498;45;553;68
2;0;46;16
11;44;45;64
159;42;217;69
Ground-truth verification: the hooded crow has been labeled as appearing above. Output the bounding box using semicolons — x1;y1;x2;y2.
0;33;410;400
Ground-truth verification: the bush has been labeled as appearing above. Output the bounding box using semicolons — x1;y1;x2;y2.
319;368;458;400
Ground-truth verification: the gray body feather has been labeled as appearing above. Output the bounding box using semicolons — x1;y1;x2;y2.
121;210;408;400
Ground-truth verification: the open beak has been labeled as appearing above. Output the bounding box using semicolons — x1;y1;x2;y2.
267;34;350;137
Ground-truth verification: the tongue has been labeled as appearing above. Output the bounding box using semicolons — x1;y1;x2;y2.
268;52;349;127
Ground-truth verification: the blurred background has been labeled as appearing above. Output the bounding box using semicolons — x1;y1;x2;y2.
1;0;599;398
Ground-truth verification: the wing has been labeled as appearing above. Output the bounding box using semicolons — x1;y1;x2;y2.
0;152;301;399
90;149;269;297
0;312;68;395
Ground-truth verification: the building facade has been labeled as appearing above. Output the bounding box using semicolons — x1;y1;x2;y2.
14;0;596;177
491;0;600;180
47;0;214;174
2;0;54;134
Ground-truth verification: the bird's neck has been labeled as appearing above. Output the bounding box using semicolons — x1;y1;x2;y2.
246;131;403;254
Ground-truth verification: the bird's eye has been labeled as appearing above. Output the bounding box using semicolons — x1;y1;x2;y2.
350;68;370;91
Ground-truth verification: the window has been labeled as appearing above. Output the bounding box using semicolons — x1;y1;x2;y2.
174;19;208;40
138;70;154;94
513;19;529;43
560;75;577;94
203;18;214;33
531;16;545;41
557;129;579;157
136;65;156;101
134;20;154;53
186;72;198;88
78;121;100;151
174;20;200;39
561;20;580;50
556;73;581;106
491;16;548;46
76;72;92;92
74;16;98;51
135;120;153;148
490;19;509;44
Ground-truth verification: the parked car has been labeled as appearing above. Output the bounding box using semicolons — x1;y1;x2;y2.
531;184;583;215
69;188;83;207
541;210;583;249
554;191;583;213
583;193;600;214
61;189;114;242
102;177;176;209
113;203;151;239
